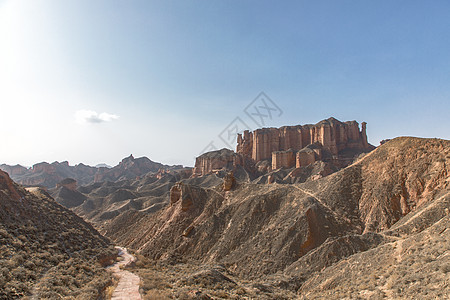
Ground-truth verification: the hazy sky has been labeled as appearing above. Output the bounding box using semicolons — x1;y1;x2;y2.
1;0;450;167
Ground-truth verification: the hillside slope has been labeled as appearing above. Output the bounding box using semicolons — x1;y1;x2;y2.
0;170;116;299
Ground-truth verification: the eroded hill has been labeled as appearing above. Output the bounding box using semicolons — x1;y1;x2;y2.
104;137;449;299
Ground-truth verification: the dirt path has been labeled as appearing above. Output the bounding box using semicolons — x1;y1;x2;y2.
291;185;352;223
108;246;142;300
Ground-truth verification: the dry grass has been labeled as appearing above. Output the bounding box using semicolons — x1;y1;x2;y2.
128;254;297;300
0;184;118;299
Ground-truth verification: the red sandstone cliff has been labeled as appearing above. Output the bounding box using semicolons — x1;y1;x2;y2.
193;149;243;176
237;117;370;162
193;118;373;177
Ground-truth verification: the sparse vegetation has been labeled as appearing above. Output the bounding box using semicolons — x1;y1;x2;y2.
0;175;117;299
130;254;296;299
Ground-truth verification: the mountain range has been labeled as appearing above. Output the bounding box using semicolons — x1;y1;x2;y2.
0;154;183;189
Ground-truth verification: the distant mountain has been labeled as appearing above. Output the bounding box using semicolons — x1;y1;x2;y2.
0;161;97;188
93;154;181;183
95;163;112;168
0;170;117;299
0;155;183;188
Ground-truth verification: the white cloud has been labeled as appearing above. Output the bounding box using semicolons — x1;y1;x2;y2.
75;110;119;124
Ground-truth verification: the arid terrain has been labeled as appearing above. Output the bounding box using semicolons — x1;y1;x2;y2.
0;170;117;299
1;119;449;299
103;136;450;299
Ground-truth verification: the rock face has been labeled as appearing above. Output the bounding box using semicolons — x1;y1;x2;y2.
192;118;373;178
296;143;323;168
0;170;22;201
170;182;195;211
237;117;372;167
272;149;296;169
223;172;236;191
193;149;243;176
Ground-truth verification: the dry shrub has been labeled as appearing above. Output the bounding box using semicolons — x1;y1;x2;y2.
144;289;172;300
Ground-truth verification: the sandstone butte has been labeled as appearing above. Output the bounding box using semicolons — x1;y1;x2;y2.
193;117;374;176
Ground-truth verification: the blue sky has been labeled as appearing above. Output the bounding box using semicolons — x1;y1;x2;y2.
1;0;449;167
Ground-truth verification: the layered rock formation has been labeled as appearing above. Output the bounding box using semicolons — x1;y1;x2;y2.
237;117;371;166
53;178;87;208
170;182;197;211
50;166;212;224
271;149;296;169
223;172;236;191
192;118;373;177
193;149;243;176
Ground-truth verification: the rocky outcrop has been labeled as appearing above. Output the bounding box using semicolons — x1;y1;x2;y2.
156;168;192;180
296;143;324;168
0;170;23;201
272;149;296;170
193;149;243;176
56;178;77;191
237;117;372;163
170;182;195;211
223;172;236;191
192;118;373;178
32;162;57;174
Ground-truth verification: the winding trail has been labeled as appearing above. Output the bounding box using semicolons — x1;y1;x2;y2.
108;246;142;300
